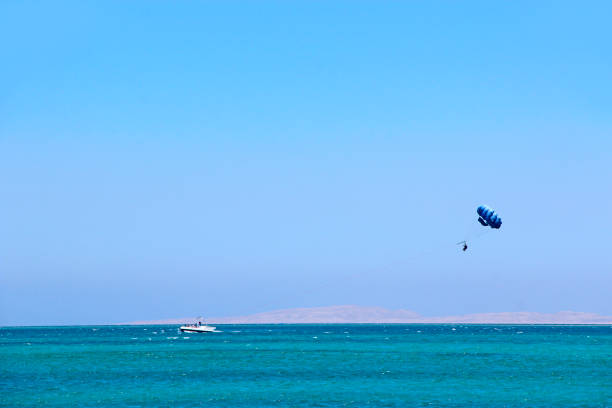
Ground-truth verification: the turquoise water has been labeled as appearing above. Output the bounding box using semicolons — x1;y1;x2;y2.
1;324;611;407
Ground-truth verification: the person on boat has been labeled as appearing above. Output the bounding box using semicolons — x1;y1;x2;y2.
462;243;468;251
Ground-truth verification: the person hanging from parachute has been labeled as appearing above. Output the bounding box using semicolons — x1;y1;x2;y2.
458;205;502;252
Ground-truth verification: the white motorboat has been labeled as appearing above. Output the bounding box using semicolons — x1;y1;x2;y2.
179;317;216;333
179;324;216;333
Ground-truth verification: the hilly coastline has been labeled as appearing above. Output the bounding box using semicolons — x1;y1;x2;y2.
127;305;612;325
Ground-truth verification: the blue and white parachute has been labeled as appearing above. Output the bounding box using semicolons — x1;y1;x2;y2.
476;205;502;229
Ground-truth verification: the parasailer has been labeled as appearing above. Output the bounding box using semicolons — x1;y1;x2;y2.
458;205;502;252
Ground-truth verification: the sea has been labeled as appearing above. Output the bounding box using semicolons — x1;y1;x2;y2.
1;324;611;407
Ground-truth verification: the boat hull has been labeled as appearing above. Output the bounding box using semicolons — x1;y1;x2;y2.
179;326;216;333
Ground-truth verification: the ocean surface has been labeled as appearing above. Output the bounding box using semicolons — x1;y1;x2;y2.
1;324;611;407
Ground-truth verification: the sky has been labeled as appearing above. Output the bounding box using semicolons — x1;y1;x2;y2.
1;1;611;325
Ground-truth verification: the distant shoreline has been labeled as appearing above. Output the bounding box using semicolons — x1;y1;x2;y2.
4;305;612;327
124;305;612;326
3;322;612;328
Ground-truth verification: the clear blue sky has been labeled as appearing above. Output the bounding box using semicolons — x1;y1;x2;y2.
1;1;610;325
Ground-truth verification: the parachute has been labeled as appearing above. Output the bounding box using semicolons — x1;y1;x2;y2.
476;205;502;229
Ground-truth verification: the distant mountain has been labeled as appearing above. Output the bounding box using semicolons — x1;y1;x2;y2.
212;305;421;324
126;305;612;325
419;311;612;324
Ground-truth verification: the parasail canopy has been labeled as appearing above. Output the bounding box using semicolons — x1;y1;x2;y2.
477;205;502;229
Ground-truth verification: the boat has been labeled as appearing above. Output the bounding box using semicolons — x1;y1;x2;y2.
179;324;216;333
179;317;216;333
